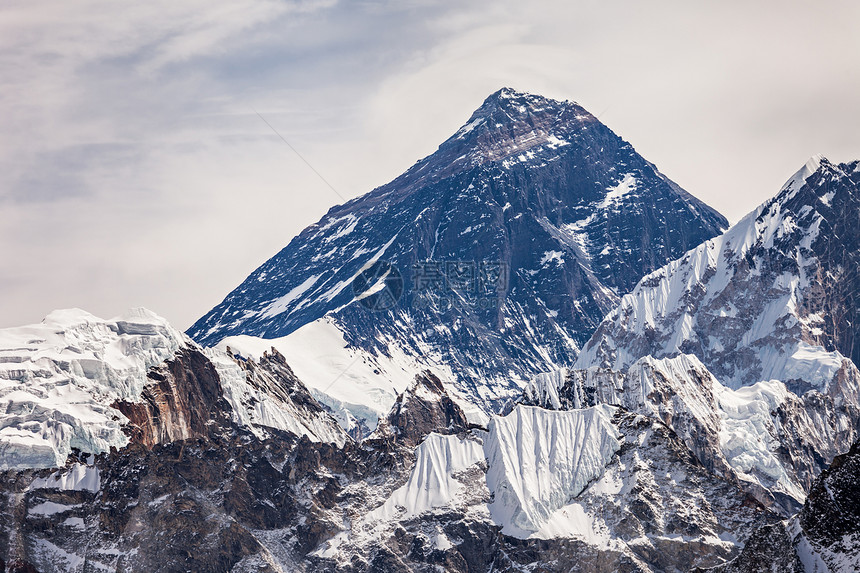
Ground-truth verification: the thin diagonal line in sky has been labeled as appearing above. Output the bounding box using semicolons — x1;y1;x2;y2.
253;109;347;202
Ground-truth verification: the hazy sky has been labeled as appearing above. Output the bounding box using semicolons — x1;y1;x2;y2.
1;0;859;329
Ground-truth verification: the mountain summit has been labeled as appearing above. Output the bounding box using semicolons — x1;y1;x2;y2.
188;88;727;432
388;87;610;189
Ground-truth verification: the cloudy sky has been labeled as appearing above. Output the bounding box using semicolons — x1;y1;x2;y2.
1;0;859;329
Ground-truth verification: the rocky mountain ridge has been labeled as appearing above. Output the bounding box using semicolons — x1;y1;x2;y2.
525;156;860;515
0;307;774;572
710;440;860;572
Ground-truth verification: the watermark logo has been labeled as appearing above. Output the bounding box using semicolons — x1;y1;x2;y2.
353;259;508;312
411;259;508;312
412;260;507;294
352;260;404;310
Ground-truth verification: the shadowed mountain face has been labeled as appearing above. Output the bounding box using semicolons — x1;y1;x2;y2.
188;88;726;410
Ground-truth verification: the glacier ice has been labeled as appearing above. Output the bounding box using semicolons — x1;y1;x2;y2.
484;404;621;534
0;308;184;470
367;433;485;522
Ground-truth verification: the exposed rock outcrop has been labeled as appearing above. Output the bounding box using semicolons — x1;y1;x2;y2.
370;371;470;447
711;440;860;572
113;347;225;448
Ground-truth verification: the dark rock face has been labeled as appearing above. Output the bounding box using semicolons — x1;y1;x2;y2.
565;410;776;572
703;523;806;573
113;347;225;448
188;88;726;407
797;440;860;568
370;370;470;447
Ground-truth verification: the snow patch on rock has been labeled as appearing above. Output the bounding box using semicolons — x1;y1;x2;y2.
29;462;101;493
206;349;348;447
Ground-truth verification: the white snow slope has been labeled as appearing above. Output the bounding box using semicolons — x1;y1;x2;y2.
217;316;489;434
485;404;621;534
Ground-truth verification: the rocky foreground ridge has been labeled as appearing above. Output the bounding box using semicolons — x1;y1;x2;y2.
0;308;777;572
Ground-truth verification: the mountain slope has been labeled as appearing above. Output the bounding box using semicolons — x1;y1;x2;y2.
712;440;860;573
566;156;860;512
313;401;774;572
576;155;860;392
189;88;726;429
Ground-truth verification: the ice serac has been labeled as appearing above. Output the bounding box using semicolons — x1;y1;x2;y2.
313;402;771;571
190;87;727;428
0;308;184;469
572;156;860;512
484;404;621;534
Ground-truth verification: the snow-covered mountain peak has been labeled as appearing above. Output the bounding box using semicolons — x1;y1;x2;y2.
569;155;860;511
467;87;583;123
188;88;727;432
775;154;860;207
577;155;860;383
781;153;825;194
433;88;596;182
